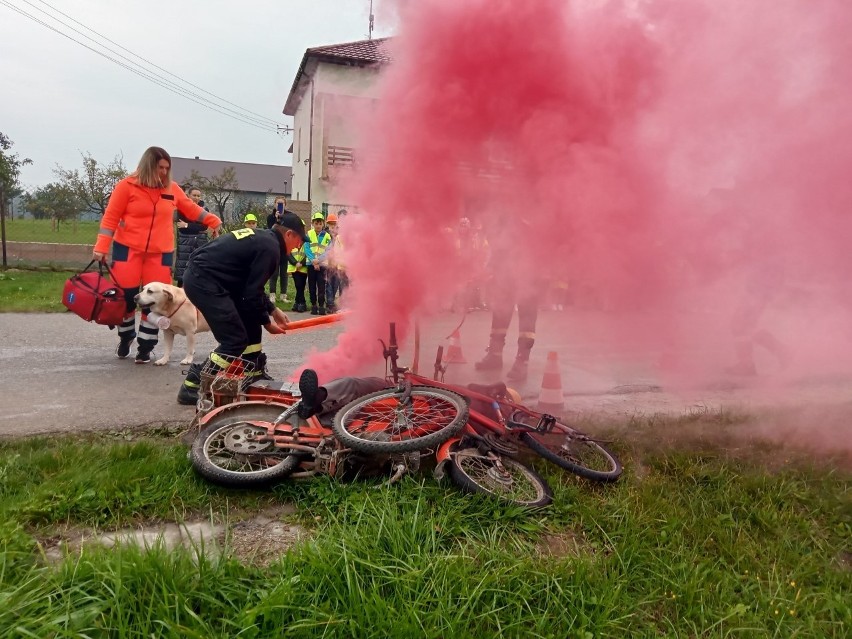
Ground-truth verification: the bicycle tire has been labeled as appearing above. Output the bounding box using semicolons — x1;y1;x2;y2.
190;404;300;488
448;447;552;507
520;427;622;482
332;386;468;454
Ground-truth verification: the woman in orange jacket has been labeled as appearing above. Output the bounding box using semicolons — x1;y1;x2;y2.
92;146;222;363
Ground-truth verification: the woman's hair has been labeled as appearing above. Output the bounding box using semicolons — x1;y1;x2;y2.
135;146;172;188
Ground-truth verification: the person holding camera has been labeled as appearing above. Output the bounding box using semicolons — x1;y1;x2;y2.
266;197;292;304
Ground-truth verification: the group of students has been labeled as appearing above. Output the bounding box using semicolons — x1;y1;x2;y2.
262;201;348;316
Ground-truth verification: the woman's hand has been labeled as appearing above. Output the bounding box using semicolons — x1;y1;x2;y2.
93;251;106;262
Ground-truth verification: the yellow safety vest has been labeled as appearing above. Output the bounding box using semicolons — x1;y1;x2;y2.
287;245;308;274
308;228;331;259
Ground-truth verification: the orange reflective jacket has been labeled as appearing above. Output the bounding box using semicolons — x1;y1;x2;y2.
94;177;221;254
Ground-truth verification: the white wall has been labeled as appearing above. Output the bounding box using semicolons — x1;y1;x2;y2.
292;61;385;207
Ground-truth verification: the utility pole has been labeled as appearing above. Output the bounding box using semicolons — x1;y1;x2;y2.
369;0;374;40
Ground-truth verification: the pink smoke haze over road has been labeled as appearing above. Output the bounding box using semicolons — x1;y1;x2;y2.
300;0;852;393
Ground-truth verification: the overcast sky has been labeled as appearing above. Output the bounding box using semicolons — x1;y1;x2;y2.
0;0;395;188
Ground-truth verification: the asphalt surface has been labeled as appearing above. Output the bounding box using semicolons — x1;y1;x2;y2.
3;309;852;440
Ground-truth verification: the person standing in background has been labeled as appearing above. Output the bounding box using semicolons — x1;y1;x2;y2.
324;212;346;313
307;211;331;315
174;186;211;287
266;196;291;304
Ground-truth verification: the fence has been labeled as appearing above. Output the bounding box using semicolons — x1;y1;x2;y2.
3;241;92;268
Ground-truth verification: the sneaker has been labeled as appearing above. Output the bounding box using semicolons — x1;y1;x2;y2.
282;295;290;303
135;349;153;364
296;369;327;419
269;293;276;303
116;337;134;359
310;306;319;315
318;307;328;316
327;304;337;314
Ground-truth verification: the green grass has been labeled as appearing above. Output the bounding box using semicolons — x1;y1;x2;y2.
3;218;101;244
0;269;73;312
0;267;301;313
0;430;848;637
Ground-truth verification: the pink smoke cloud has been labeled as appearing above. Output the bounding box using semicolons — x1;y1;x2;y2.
300;0;852;391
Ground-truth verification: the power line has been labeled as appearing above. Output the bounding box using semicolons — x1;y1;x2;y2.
0;0;281;133
30;0;283;128
12;0;279;130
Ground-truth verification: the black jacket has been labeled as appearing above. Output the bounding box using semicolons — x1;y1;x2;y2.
186;228;282;326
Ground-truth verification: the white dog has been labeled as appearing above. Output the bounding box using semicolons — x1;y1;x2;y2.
134;282;210;366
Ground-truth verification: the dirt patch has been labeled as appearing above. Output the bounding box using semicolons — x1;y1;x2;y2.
37;504;311;565
225;517;308;567
535;529;592;558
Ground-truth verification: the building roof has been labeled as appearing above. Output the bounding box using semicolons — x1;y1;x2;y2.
171;157;291;195
283;37;393;115
308;37;393;65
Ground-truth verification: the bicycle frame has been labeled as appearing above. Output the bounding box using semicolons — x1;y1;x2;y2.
380;322;567;467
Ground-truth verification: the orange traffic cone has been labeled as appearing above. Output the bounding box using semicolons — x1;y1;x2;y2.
537;351;565;413
444;329;467;364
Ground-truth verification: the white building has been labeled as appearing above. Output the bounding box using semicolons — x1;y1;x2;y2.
283;38;392;212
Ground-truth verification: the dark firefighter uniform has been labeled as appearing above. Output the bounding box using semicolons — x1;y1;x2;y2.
177;219;312;405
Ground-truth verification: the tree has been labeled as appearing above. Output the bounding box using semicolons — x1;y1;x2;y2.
22;183;85;231
54;152;128;216
188;167;239;220
0;132;32;268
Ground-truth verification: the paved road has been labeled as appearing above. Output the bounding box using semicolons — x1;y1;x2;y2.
3;310;852;441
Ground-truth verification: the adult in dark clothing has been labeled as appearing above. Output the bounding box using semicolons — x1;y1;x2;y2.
174;187;211;287
266;196;292;303
177;212;313;405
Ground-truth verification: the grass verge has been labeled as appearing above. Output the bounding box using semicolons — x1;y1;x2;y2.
0;430;849;637
0;268;299;313
0;269;73;312
3;218;100;244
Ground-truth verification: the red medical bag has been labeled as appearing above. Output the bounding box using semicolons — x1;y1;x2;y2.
62;260;127;326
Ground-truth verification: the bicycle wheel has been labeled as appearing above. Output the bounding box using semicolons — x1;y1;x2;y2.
332;386;468;454
448;447;552;507
190;404;300;488
520;425;622;482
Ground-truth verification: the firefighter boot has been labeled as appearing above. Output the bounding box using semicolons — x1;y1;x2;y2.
474;334;506;371
177;363;204;405
506;337;534;381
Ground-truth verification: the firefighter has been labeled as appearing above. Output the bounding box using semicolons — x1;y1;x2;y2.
176;212;313;405
474;217;539;381
92;147;221;363
307;212;332;315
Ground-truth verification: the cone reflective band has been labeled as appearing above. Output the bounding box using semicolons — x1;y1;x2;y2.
444;329;467;364
537;351;565;412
